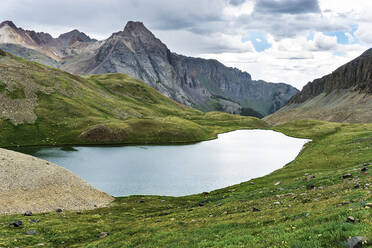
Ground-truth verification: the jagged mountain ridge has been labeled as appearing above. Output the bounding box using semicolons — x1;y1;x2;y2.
0;20;97;60
0;20;299;116
265;48;372;124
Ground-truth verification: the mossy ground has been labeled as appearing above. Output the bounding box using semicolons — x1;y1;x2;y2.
0;120;370;248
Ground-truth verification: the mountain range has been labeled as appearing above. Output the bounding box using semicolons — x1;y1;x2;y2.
0;20;299;117
266;48;372;124
0;49;267;147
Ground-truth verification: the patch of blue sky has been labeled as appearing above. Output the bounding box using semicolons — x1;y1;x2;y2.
307;24;360;45
242;31;272;52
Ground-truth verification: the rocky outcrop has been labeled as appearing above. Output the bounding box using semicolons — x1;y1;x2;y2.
266;48;372;124
290;49;372;104
0;20;298;116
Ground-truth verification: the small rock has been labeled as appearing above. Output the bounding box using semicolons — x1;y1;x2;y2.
306;184;315;190
98;232;110;239
361;167;368;172
361;163;370;167
138;200;145;203
252;207;261;212
249;181;254;185
26;230;37;236
343;174;353;179
354;184;360;189
305;213;310;217
347;236;366;248
346;216;355;223
24;211;33;216
56;209;63;213
9;220;22;227
274;201;281;205
216;203;222;207
274;182;281;186
364;203;372;208
307;174;315;181
277;187;284;191
199;202;205;207
30;219;40;223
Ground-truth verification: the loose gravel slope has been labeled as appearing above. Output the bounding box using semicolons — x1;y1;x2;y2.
0;148;113;214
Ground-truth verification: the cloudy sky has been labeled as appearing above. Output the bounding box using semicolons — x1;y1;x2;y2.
2;0;372;89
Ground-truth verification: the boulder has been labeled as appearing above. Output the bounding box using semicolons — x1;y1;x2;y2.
24;210;33;216
346;216;355;223
347;236;367;248
9;220;22;227
26;230;37;235
98;232;110;239
252;207;261;212
343;174;353;179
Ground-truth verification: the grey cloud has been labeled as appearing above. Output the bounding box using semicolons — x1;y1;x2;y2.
228;0;246;6
0;0;352;56
254;0;320;14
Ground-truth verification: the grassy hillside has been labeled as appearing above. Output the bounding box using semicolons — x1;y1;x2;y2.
0;50;268;147
0;120;370;247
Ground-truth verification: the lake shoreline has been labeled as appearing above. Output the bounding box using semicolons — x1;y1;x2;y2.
6;127;268;150
18;130;309;197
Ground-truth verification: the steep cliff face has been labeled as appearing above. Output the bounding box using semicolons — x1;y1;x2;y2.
266;49;372;124
289;49;372;104
0;20;298;116
61;21;298;115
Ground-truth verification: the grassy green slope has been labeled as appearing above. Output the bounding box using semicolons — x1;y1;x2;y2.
0;120;370;247
0;50;267;147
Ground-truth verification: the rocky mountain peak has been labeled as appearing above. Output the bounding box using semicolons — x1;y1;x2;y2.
122;21;156;40
57;29;94;45
0;20;17;29
124;21;148;33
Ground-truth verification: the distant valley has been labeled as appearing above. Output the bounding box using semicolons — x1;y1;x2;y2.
0;20;298;117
